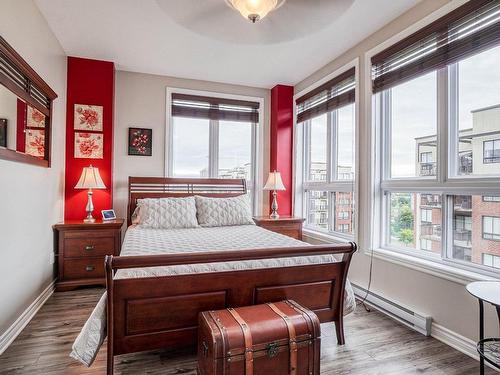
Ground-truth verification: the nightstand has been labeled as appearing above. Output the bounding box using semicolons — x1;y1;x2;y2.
53;219;124;291
253;216;305;240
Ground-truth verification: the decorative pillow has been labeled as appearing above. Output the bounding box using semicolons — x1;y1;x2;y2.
137;197;198;229
195;195;254;227
131;206;141;225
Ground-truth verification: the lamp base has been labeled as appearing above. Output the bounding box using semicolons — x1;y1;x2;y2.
83;189;95;223
83;212;96;223
269;190;279;219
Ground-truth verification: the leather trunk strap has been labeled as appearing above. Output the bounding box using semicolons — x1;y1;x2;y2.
268;303;298;375
227;308;253;375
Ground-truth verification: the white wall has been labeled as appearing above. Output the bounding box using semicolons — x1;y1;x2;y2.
0;0;66;336
296;0;499;342
113;71;271;221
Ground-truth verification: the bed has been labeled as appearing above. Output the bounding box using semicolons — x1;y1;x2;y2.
71;177;357;374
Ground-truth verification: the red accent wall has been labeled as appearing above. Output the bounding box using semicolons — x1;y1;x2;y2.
64;57;115;220
270;85;294;216
16;99;26;152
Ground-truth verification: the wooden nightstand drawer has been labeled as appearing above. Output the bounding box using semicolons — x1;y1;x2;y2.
273;228;302;240
53;219;124;291
63;257;105;280
64;236;115;258
253;216;305;240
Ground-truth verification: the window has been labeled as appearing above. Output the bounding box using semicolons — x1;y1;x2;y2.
169;92;259;208
420;152;433;163
483;254;500;269
172;117;209;177
483;216;500;241
306;191;329;231
296;68;356;238
338;224;350;233
372;0;500;275
389;72;437;178
484;140;500;164
421;239;432;251
454;46;500;175
388;193;441;255
218;121;252;180
421;209;432;223
307;114;327;181
483;196;500;202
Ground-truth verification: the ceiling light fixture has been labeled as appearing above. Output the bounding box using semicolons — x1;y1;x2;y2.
225;0;286;23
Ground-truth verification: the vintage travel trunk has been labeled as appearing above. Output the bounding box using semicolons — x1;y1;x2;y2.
197;300;321;375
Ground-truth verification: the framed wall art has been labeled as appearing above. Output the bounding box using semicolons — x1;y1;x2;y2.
74;132;103;159
128;127;152;156
74;104;103;131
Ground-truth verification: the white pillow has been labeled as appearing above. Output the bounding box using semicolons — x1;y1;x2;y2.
195;195;254;227
137;197;198;229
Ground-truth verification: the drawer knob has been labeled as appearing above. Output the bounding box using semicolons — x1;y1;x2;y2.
85;245;95;251
85;265;95;272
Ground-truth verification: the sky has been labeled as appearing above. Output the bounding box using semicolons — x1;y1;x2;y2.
309;103;355;175
390;45;500;177
172;118;251;177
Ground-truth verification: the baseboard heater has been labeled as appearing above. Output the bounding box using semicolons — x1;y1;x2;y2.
351;283;432;336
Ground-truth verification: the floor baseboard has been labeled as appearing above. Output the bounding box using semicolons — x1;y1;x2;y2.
0;280;56;355
352;283;500;371
431;322;479;361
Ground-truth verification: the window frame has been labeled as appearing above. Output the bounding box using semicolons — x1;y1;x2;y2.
483;216;500;241
293;61;359;243
483;139;500;164
301;108;355;239
483;253;500;269
166;87;264;215
375;61;500;278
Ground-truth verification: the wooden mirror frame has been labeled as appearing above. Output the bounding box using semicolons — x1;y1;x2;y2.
0;35;57;167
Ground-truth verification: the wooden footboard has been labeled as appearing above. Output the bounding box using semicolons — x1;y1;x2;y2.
105;243;356;374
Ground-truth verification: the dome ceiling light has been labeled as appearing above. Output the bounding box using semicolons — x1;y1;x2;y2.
225;0;286;23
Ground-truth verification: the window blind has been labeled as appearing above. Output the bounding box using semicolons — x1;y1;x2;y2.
171;93;259;123
372;0;500;93
295;67;355;123
0;41;54;113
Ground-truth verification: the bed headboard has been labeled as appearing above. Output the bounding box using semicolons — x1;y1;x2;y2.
127;177;247;226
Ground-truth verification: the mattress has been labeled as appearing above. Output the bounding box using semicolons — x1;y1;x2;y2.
70;224;356;366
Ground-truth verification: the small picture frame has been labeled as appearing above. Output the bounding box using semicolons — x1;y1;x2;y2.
101;209;117;221
128;127;152;156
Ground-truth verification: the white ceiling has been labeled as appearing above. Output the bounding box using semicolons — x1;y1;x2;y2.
35;0;421;88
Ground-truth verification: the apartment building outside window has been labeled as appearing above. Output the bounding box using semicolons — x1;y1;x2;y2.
372;1;500;276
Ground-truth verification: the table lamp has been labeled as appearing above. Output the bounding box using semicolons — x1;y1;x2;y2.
263;171;286;219
75;165;106;223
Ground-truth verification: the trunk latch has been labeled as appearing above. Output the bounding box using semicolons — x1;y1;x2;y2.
202;341;208;357
266;342;279;358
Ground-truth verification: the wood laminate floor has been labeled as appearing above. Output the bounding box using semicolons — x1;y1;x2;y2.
0;288;494;374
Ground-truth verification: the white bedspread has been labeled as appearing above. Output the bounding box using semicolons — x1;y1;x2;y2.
71;225;356;366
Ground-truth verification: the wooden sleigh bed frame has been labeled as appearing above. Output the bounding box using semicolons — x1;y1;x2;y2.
104;177;357;374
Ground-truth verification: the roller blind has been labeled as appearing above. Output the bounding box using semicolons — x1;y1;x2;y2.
295;67;355;123
372;0;500;93
171;93;259;123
